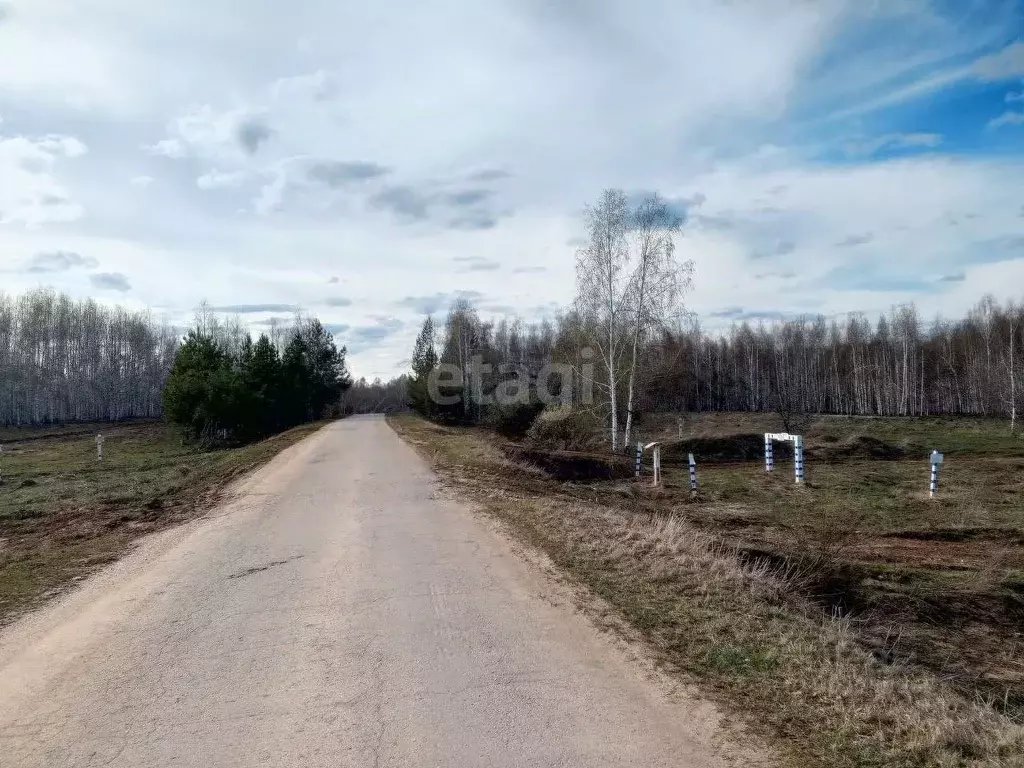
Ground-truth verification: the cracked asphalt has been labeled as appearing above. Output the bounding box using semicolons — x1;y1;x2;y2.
0;416;733;767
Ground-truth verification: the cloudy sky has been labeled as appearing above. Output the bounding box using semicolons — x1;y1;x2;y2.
1;0;1023;379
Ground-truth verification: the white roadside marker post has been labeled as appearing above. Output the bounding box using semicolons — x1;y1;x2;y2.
96;433;104;462
644;442;662;487
929;450;944;498
688;452;698;495
765;433;805;485
635;441;643;479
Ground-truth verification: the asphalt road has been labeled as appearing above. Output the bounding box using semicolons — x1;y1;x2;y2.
0;416;736;767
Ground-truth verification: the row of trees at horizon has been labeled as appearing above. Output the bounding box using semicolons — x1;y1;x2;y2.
0;289;355;441
342;375;409;414
399;189;1022;442
0;289;178;427
4;189;1022;440
403;294;1023;438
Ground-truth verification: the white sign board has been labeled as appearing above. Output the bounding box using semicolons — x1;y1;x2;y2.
930;451;944;465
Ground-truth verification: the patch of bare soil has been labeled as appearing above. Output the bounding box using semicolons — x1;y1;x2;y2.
730;522;1024;715
805;434;906;461
500;443;634;481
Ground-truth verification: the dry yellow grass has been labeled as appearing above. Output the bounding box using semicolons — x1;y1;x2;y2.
389;413;1024;768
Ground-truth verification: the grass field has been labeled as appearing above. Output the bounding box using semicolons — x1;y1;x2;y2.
0;419;329;625
389;411;1024;768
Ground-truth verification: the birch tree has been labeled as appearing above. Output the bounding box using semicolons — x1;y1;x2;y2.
440;299;486;422
574;189;630;451
0;288;176;426
1006;302;1018;432
621;194;692;450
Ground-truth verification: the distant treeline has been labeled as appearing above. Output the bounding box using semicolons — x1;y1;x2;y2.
399;294;1023;435
342;376;409;414
645;298;1022;422
399;190;1023;439
0;291;354;441
0;289;177;427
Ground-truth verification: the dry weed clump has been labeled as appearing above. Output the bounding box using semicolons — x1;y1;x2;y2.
526;406;606;451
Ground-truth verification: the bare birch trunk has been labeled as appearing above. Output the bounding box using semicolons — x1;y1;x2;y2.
622;326;640;451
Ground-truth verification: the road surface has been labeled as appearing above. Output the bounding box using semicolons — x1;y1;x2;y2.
0;416;741;767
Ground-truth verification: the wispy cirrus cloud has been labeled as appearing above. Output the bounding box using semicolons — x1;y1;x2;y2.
843;133;943;157
987;111;1024;130
453;256;501;271
835;233;874;247
972;41;1024;81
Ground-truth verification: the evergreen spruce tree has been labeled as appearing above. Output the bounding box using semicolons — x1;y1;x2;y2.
408;316;438;417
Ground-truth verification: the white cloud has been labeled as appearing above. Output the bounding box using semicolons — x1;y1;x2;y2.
0;132;86;227
150;105;265;160
1;1;1023;378
196;169;249;190
253;166;288;215
972;41;1024;81
676;152;1024;327
144;138;186;158
987;111;1024;130
0;3;126;109
272;70;337;102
